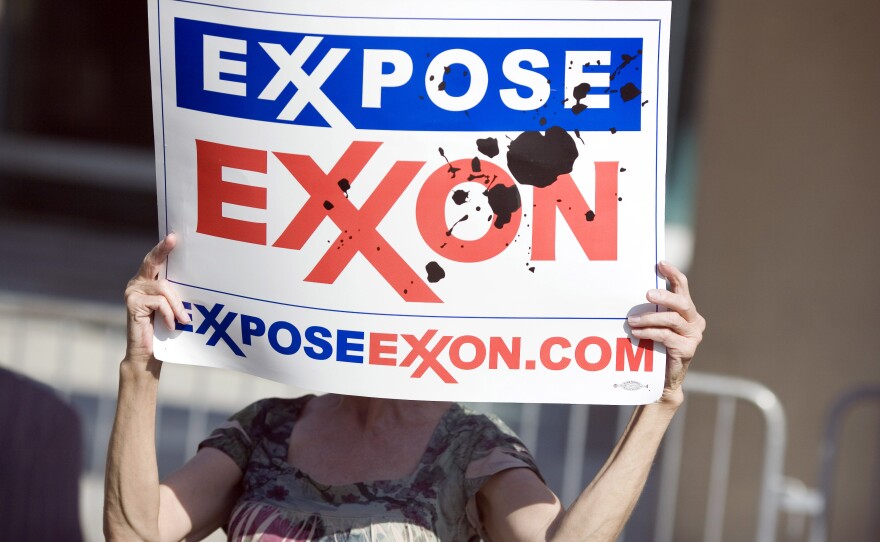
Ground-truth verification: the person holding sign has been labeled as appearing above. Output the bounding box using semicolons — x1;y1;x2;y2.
104;234;705;541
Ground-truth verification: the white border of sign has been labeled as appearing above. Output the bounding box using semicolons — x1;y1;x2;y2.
148;0;671;404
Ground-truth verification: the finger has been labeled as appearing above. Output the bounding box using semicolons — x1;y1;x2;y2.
144;295;176;331
155;279;190;325
627;310;688;334
657;261;690;299
646;288;695;317
630;326;697;358
136;233;177;281
128;279;190;325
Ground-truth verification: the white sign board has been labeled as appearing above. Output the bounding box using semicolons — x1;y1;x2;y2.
148;0;671;404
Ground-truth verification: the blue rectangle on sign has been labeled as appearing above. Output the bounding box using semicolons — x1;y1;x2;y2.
174;18;645;132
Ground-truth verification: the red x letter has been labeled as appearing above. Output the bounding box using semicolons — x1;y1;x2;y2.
273;142;440;302
400;330;457;384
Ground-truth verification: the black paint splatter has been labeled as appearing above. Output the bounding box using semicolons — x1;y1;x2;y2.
620;167;626;172
484;184;521;229
585;210;596;221
439;147;461;178
572;82;590;115
323;201;334;211
642;99;649;107
451;190;469;205
507;126;578;188
477;137;500;158
610;51;641;82
468;173;491;184
426;261;446;283
574;130;585;145
471;156;482;173
610;127;617;134
620;83;641;102
539;117;547;126
446;215;468;236
337;179;350;198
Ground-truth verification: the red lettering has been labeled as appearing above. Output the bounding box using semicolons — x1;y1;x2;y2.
488;336;521;370
540;336;571;370
574;336;612;371
531;162;618;261
196;140;267;244
368;332;398;366
400;330;457;383
272;142;439;302
416;159;520;262
616;338;654;371
449;335;486;370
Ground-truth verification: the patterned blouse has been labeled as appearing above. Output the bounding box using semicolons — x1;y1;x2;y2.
199;396;542;541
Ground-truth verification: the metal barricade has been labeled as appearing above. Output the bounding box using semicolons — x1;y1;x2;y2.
473;372;791;542
0;292;807;541
808;386;880;542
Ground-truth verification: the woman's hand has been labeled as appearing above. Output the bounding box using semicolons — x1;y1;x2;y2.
123;234;190;364
627;261;705;404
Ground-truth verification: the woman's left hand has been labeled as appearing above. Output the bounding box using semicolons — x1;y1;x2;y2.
626;261;705;403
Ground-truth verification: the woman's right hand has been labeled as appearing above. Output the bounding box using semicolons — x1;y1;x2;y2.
123;234;191;364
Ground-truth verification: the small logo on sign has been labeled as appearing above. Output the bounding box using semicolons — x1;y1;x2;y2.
614;380;648;391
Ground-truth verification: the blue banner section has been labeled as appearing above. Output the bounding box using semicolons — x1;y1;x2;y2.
175;18;645;132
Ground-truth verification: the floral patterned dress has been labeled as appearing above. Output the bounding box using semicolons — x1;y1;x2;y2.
199;396;542;541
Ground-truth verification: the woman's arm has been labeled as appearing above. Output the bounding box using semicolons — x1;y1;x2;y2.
478;261;705;542
103;235;243;541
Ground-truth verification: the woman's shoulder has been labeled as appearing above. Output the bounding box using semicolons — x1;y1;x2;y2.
432;403;532;465
203;395;311;447
446;403;519;439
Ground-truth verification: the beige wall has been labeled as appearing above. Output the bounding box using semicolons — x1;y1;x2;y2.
685;0;880;539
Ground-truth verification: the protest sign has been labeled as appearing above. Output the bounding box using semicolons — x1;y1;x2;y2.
148;0;671;404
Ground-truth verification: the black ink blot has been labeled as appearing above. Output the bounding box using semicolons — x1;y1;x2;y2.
451;190;469;205
447;215;468;236
323;201;334;211
585;210;596;221
507;126;578;188
610;51;641;81
620;83;641;102
337;179;351;197
573;82;591;100
439;147;460;178
426;261;446;283
471;156;481;173
476;137;500;158
484;184;521;229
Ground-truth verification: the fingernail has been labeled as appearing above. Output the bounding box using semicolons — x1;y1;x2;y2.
627;314;641;324
647;289;663;301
